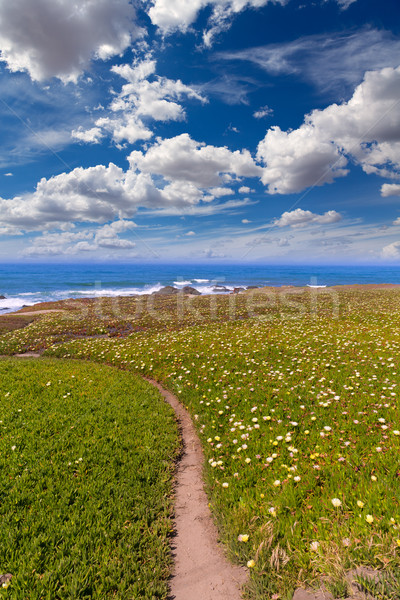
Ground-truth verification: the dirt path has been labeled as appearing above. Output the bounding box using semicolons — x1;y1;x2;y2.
146;378;247;600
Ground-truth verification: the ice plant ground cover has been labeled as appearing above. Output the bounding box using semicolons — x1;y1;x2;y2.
0;358;180;599
1;286;400;598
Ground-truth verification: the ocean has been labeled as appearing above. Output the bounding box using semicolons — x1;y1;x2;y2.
1;263;400;314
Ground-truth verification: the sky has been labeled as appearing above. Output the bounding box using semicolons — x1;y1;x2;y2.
0;0;399;264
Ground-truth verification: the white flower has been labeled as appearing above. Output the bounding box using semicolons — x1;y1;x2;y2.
310;541;320;552
331;498;342;507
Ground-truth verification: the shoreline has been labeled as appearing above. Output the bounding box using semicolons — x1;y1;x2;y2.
1;282;400;317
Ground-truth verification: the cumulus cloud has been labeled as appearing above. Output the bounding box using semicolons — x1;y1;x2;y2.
23;220;136;256
257;66;400;194
381;183;400;197
73;57;206;146
129;133;262;187
147;0;287;46
219;29;400;94
0;133;262;231
381;241;400;259
273;208;342;228
0;0;142;82
71;127;104;145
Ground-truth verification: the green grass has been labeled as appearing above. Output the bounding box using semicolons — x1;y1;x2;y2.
0;358;180;599
2;287;400;598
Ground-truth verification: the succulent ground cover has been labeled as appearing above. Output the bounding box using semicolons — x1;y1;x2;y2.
0;358;180;599
1;286;400;598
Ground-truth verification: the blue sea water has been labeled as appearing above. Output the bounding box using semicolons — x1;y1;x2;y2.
1;263;400;313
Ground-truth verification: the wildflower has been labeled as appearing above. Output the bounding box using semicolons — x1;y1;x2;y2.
222;482;229;488
366;514;374;524
357;500;364;508
393;430;400;436
294;476;301;482
268;507;276;516
396;540;400;547
238;534;249;542
331;498;342;507
273;480;281;487
371;475;377;481
247;559;255;568
310;541;320;552
342;538;351;547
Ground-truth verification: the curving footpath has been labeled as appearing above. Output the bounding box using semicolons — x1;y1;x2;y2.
146;378;247;600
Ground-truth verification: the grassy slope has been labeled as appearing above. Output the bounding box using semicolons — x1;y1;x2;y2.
0;358;180;599
1;288;400;598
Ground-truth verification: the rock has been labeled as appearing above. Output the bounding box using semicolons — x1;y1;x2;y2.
0;295;6;300
152;286;179;296
212;285;229;292
246;285;259;290
232;287;245;293
182;286;201;295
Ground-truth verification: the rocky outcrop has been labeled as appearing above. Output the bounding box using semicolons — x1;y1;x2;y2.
182;286;201;295
152;286;179;295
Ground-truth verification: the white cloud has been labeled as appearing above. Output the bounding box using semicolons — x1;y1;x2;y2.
219;29;400;94
242;218;251;223
253;105;273;119
273;208;342;228
0;0;142;82
336;0;358;8
185;231;196;236
393;217;400;226
381;241;400;259
72;127;104;145
257;125;348;194
148;0;287;46
381;184;400;197
23;220;136;256
4;172;13;177
0;134;261;231
76;57;206;145
129;133;262;187
207;187;235;198
257;66;400;194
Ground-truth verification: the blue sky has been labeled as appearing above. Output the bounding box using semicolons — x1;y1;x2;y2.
0;0;399;263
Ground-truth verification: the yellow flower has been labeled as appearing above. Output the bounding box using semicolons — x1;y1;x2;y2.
238;534;249;542
357;500;364;508
366;514;374;524
222;482;229;488
396;539;400;547
371;475;377;481
247;559;256;568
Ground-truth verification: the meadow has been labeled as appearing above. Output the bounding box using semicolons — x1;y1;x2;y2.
0;358;180;599
1;286;400;599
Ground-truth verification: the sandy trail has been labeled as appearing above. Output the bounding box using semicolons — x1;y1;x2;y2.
146;378;247;600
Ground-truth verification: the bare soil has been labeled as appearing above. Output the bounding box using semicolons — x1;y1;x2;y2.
147;378;247;600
